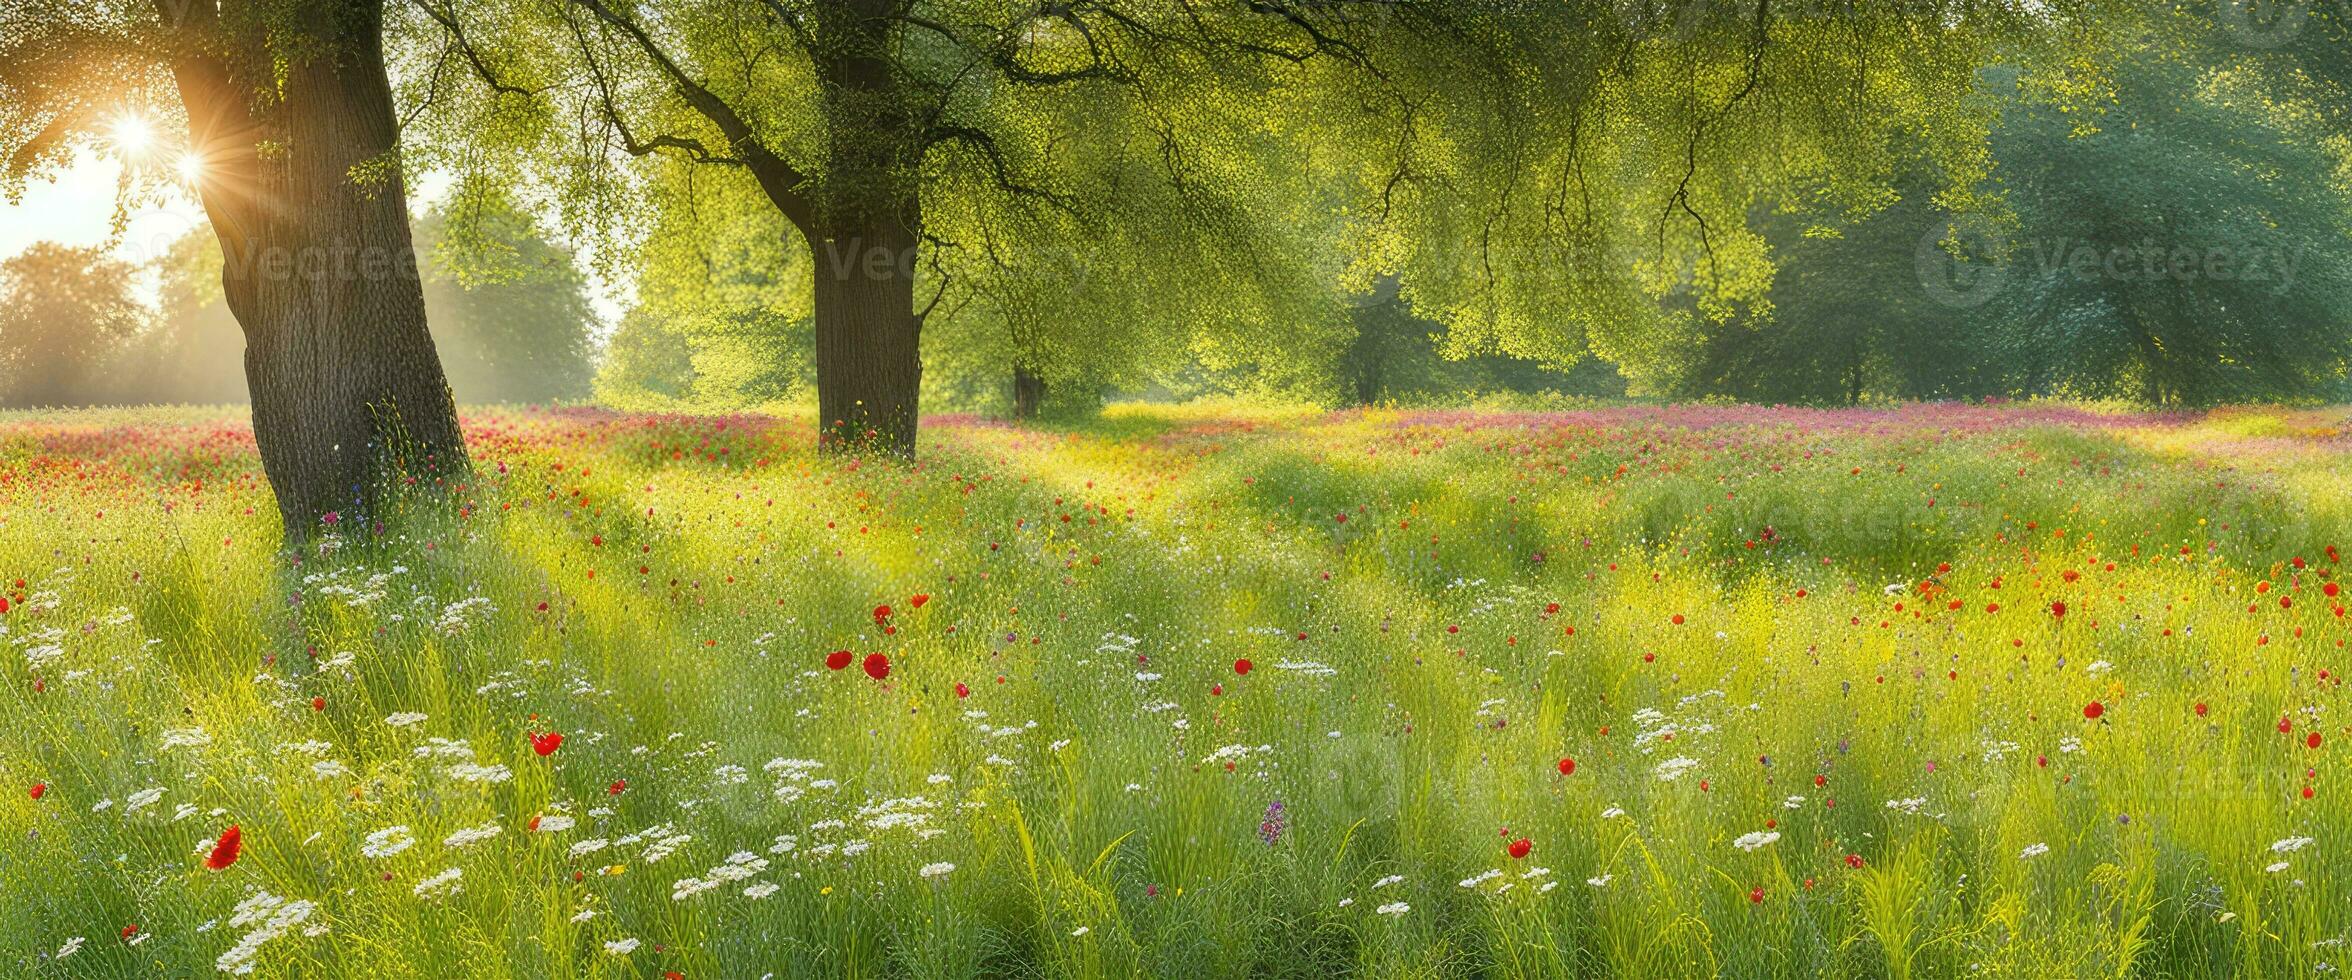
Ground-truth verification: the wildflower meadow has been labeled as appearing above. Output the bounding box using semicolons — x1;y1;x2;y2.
3;401;2348;977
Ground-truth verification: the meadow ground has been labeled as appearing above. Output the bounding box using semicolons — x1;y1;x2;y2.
1;401;2349;978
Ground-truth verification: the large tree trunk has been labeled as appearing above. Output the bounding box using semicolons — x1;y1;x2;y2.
803;0;925;458
163;0;467;539
1011;364;1045;420
811;220;922;454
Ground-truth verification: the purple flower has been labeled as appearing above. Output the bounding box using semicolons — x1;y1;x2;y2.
1259;800;1288;846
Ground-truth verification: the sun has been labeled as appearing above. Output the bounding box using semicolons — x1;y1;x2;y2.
109;114;155;156
175;152;205;186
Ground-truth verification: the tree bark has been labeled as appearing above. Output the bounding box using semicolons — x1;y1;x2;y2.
811;219;922;454
1011;364;1046;420
802;0;925;458
162;0;467;539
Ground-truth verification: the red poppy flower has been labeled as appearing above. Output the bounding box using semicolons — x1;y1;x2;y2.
205;825;242;870
1557;757;1576;776
2194;702;2208;717
910;593;930;608
1748;887;1764;904
28;782;44;800
2310;732;2324;749
609;779;628;795
1544;602;1560;615
120;924;137;940
955;682;970;698
1507;838;1532;859
2050;601;2066;619
1233;658;1253;675
872;604;893;623
310;696;325;712
825;650;853;670
530;731;565;757
863;652;891;680
1844;853;1864;869
2083;701;2103;720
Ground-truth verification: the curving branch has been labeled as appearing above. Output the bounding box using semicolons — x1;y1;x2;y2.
410;0;546;97
569;0;818;232
1659;0;1773;272
925;123;1080;214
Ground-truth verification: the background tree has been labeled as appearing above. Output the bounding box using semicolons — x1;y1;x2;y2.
596;307;701;406
1624;174;1998;405
1616;16;2352;408
117;198;601;408
0;243;145;407
406;0;1387;452
1333;276;1624;406
105;226;249;405
1972;32;2352;405
1;0;469;537
404;1;2087;453
611;162;816;407
1290;1;2065;389
416;189;600;403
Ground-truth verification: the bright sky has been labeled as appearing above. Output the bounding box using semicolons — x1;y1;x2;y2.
0;150;209;297
0;151;624;324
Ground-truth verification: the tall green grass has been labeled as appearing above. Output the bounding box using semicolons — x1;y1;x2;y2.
0;403;2345;977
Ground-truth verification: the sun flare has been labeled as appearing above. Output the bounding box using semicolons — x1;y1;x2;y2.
108;114;154;156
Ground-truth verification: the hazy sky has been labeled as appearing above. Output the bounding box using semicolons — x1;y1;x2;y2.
0;150;207;289
0;151;621;323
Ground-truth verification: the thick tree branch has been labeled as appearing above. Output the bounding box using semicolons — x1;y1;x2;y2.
410;0;547;97
1660;0;1773;270
925;123;1079;214
570;0;818;232
560;12;747;167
